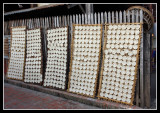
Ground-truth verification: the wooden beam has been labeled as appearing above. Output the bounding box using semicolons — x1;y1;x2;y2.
4;4;64;16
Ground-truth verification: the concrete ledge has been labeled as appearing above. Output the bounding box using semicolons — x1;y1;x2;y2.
4;78;142;109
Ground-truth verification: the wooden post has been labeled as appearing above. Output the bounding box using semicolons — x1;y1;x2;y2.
144;33;151;108
140;9;144;108
135;9;140;106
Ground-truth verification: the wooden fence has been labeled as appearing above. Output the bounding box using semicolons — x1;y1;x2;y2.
4;9;151;108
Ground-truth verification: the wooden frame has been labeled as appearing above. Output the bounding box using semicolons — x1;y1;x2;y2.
97;23;143;105
23;28;44;85
43;26;69;90
6;26;27;81
67;24;103;98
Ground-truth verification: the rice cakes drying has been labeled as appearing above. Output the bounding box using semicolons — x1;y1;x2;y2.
7;26;26;80
98;23;142;105
68;24;102;97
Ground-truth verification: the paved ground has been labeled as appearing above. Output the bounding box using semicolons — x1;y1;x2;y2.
4;83;100;109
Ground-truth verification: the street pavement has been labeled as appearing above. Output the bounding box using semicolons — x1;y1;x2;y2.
4;83;100;109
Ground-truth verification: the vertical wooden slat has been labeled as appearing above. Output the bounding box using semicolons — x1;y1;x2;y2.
132;10;135;23
79;14;81;24
59;16;62;27
88;13;91;24
73;14;75;24
31;18;33;29
112;11;114;24
67;15;70;26
29;19;31;29
54;16;56;28
136;10;139;23
53;16;55;28
119;11;122;23
98;12;100;24
85;13;87;24
116;11;118;23
51;16;54;28
33;18;36;28
62;15;65;26
64;15;67;26
25;19;27;27
49;16;52;28
47;17;49;28
42;17;45;28
33;18;35;28
28;19;31;29
32;18;35;28
104;11;107;23
35;18;37;28
76;14;79;24
40;18;42;28
45;17;47;28
140;9;144;108
69;15;72;39
127;10;130;23
26;19;28;28
101;12;104;24
44;17;46;29
62;15;64;27
38;18;40;28
56;16;59;27
135;10;140;107
108;11;111;24
90;13;94;24
82;14;84;24
94;12;97;24
48;17;50;28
